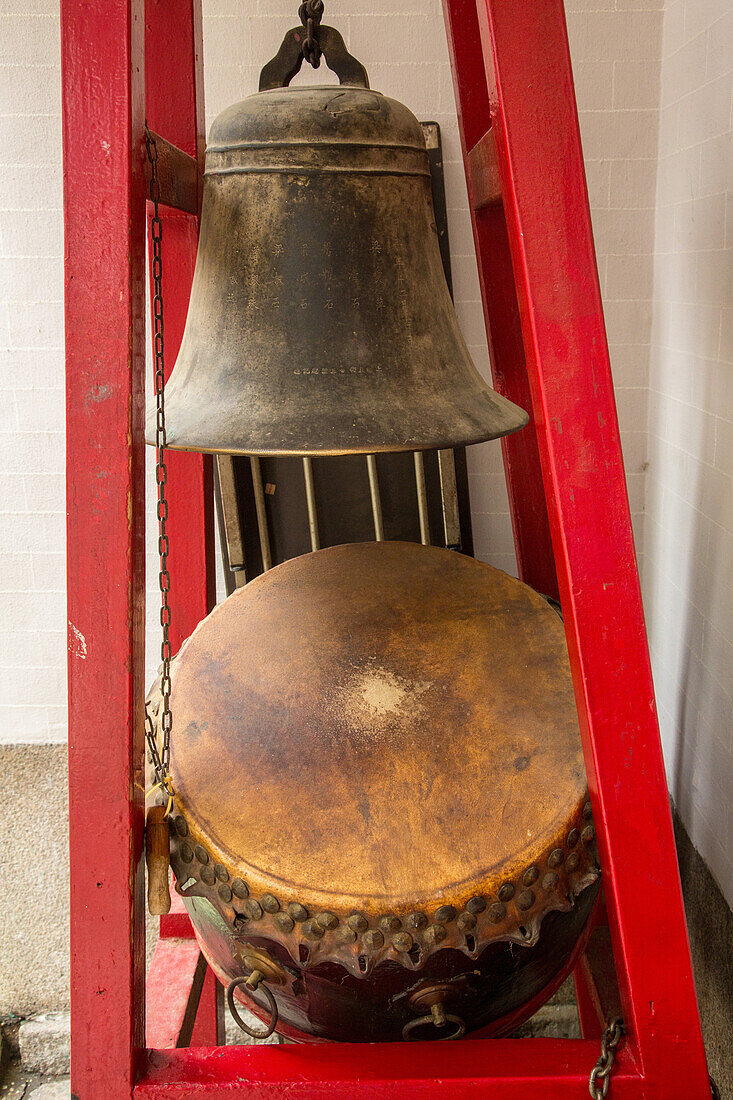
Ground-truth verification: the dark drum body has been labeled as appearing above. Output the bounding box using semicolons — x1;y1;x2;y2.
183;885;599;1043
151;542;601;1042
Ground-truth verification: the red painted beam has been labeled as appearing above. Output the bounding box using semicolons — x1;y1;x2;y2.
145;0;220;1053
443;0;710;1093
146;939;205;1049
145;0;214;651
190;968;226;1048
62;1;147;1096
443;0;558;598
136;1041;640;1098
159;890;195;940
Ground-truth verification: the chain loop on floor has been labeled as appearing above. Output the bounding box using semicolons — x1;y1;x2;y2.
144;124;174;814
589;1018;623;1099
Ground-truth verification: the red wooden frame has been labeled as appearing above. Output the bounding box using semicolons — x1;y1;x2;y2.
62;0;710;1095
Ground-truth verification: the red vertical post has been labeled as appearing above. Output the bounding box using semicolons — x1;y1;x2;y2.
145;0;219;1041
442;0;557;598
62;1;146;1096
443;0;710;1092
189;969;226;1047
145;0;215;647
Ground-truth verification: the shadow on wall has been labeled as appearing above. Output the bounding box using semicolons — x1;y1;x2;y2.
643;226;732;903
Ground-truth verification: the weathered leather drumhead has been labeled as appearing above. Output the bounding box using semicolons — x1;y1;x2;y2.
170;541;586;915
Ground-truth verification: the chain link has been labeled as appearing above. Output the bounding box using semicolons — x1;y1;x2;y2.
298;0;324;67
144;125;174;813
589;1019;623;1099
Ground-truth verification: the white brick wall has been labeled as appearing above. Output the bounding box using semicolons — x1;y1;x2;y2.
0;6;65;744
643;0;733;905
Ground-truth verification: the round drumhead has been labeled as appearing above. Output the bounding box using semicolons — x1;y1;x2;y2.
169;541;587;916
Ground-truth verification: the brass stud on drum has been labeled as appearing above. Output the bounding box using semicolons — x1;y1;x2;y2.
392;932;413;952
466;896;487;914
275;912;295;934
523;865;539;886
516;890;535;911
405;912;428;930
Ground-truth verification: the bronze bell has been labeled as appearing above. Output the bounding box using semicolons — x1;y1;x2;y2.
150;25;528;456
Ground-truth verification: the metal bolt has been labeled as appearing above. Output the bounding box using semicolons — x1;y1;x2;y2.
214;863;229;882
179;843;194;864
261;893;280;913
363;929;384;950
392;932;413;952
516;889;535;911
498;882;515;902
405;911;428;930
194;845;209;864
347;912;368;932
316;911;339;929
218;883;233;903
566;852;580;872
275;912;295;933
379;915;402;932
457;911;477;931
548;848;564;868
302;919;325;940
288;902;309;922
523;865;539;886
466;895;487;914
434;904;457;923
424;924;446;945
487;902;506;924
200;866;215;886
566;828;580;848
232;878;249;899
542;872;559;892
244;899;263;920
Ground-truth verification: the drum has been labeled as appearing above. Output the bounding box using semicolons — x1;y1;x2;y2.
150;541;599;1042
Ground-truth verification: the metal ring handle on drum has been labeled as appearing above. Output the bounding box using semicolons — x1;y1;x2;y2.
402;1008;466;1042
226;974;279;1040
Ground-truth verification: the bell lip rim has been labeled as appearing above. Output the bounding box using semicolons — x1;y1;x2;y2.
143;417;530;457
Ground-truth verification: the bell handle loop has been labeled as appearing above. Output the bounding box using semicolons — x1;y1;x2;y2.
226;975;279;1040
259;25;369;91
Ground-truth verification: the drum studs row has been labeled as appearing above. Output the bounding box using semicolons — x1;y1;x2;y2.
170;804;597;957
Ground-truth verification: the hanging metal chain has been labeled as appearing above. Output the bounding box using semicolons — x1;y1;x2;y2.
144;124;174;814
298;0;324;67
589;1019;623;1099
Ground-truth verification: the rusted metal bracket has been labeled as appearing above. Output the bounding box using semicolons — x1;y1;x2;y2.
144;130;201;215
467;127;502;210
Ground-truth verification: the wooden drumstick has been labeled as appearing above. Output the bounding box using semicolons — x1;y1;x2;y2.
146;804;171;915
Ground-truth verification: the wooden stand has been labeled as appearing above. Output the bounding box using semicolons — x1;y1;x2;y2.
61;0;712;1094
